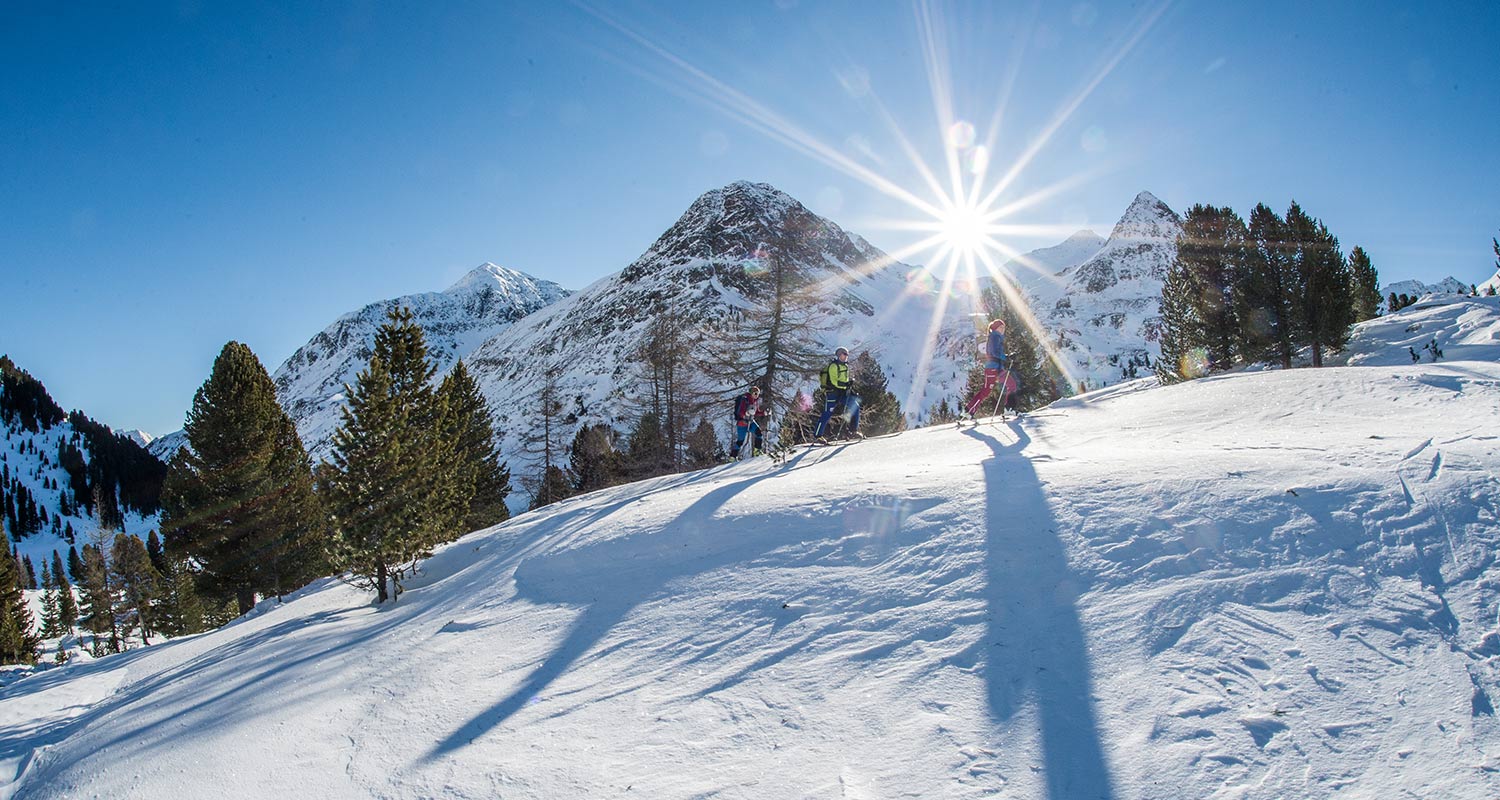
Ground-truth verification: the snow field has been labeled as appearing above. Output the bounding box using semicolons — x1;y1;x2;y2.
2;306;1499;797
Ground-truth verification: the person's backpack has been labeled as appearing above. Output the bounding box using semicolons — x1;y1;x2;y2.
819;364;835;392
733;394;752;421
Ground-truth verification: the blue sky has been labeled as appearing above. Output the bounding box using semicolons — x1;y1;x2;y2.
3;1;1496;436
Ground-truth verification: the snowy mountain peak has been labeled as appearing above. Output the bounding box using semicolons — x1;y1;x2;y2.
620;180;876;288
445;262;549;294
1108;190;1180;244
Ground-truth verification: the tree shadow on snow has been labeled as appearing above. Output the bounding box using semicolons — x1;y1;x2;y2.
423;450;826;761
962;423;1115;800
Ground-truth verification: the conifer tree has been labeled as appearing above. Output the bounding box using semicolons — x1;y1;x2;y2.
111;533;160;645
1348;246;1381;322
437;360;511;533
1167;205;1248;370
714;252;833;415
1240;204;1300;368
327;308;454;603
0;546;39;664
625;412;672;480
1286;203;1354;366
848;352;904;435
568;423;622;493
40;560;60;639
153;556;206;638
78;542;116;653
52;550;76;631
67;545;82;582
161;341;326;615
529;465;575;511
146;530;168;576
683;417;722;469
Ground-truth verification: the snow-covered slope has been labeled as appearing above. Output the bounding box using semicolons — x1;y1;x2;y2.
5;309;1499;799
1477;266;1499;297
1030;191;1181;390
1337;294;1500;366
272;263;568;461
1010;228;1107;298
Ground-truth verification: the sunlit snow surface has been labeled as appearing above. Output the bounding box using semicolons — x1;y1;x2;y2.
4;297;1499;800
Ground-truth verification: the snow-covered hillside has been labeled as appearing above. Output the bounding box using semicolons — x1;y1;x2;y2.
272;263;568;461
4;303;1498;799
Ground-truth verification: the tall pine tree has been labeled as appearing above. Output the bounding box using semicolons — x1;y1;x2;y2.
1348;246;1381;322
437;360;511;533
1286;202;1353;366
1240;204;1300;369
327;308;456;603
161;341;325;615
0;546;39;664
848;351;904;435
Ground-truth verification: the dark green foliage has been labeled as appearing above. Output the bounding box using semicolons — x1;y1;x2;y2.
65;411;167;519
1240;204;1299;368
848;352;904;435
1285;202;1354;366
111;533;160;644
40;560;61;638
1348;246;1380;322
67;545;82;581
569;424;623;493
0;546;40;664
326;308;458;603
529;465;575;511
52;550;76;630
22;555;35;590
683;417;722;468
437;361;511;532
162;341;327;616
78;543;116;652
153;556;207;638
0;355;66;434
625;412;672;480
146;530;168;576
1160;205;1250;381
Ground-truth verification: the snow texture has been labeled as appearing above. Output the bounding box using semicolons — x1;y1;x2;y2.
3;296;1499;799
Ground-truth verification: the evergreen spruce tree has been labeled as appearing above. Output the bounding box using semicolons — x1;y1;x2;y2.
327;308;454;603
39;560;60;639
111;533;160;645
1286;203;1354;366
52;550;76;631
1168;205;1248;371
625;412;672;480
0;546;39;664
437;360;511;532
847;352;904;435
1240;204;1300;369
153;556;206;638
67;545;82;582
161;341;326;615
78;542;116;653
145;529;168;576
683;417;722;469
568;423;622;493
529;465;575;511
1348;246;1381;322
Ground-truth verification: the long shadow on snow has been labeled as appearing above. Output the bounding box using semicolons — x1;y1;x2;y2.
963;423;1115;800
424;450;828;760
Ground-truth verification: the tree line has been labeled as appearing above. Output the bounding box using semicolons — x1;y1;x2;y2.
1156;201;1381;382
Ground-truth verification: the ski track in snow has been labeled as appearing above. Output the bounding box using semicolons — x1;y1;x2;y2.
4;325;1500;796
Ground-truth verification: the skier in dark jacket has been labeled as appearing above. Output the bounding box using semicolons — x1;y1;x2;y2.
730;386;764;458
963;319;1013;418
813;346;862;440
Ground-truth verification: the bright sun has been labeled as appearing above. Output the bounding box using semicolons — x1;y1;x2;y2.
939;203;991;256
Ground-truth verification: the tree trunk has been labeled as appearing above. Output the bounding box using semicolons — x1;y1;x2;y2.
376;562;389;603
236;587;256;615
